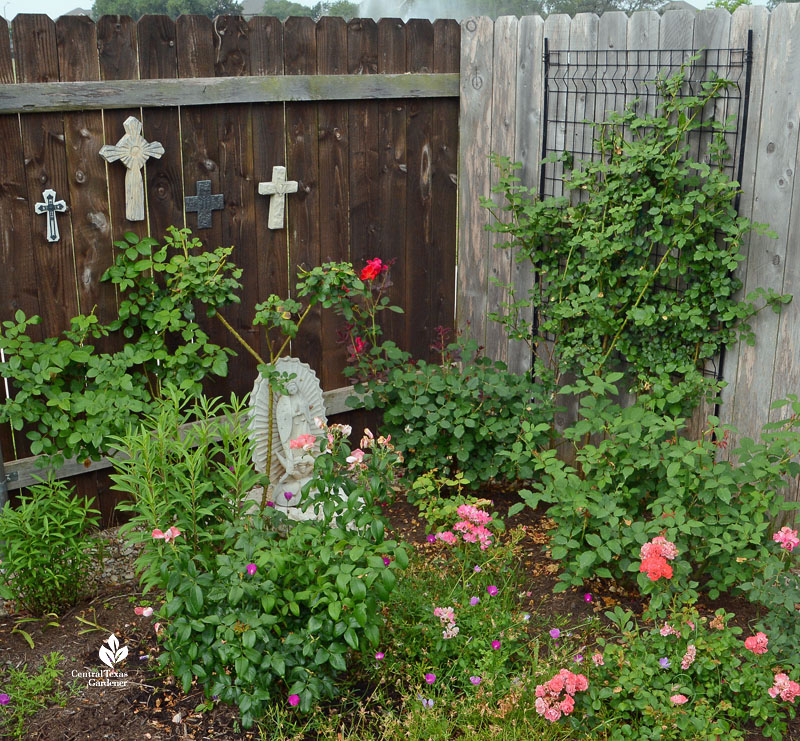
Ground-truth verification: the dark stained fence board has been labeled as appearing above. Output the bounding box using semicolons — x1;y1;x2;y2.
137;15;185;242
98;15;148;245
430;19;459;341
285;17;323;380
377;18;408;357
14;15;80;341
249;15;286;365
317;16;351;389
405;19;435;361
346;17;380;355
214;14;259;400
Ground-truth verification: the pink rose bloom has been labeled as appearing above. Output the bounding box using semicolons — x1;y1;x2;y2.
591;653;604;667
769;673;800;703
744;632;769;655
345;449;365;467
548;674;565;694
681;644;696;670
773;527;800;552
660;623;679;637
289;433;316;451
670;694;689;705
640;536;679;561
152;526;181;543
543;707;562;722
435;531;457;545
535;697;548;714
559;694;575;715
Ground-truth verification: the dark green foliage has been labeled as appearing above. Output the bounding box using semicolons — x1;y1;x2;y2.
485;70;790;394
91;0;241;19
0;228;239;467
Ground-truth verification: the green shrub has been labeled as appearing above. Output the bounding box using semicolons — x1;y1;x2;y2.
0;478;102;615
574;604;798;740
368;333;556;487
520;376;800;598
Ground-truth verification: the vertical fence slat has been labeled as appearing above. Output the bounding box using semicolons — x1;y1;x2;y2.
627;11;661;132
214;15;258;399
98;15;146;245
431;18;459;341
137;15;184;242
56;16;114;325
249;15;286;364
14;14;80;343
406;19;435;361
485;15;518;365
317;16;351;388
508;14;544;376
730;3;800;445
285;16;322;378
347;17;379;276
457;16;494;348
376;18;408;356
720;6;770;445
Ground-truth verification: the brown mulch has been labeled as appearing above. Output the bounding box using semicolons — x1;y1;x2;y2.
0;485;796;740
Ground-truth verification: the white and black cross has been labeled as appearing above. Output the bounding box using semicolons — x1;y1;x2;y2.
34;189;68;243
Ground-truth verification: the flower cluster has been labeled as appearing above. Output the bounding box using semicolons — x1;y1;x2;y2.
435;505;494;551
769;673;800;703
289;433;317;452
772;526;799;552
680;643;696;671
639;536;678;581
360;257;388;281
744;632;768;655
433;606;459;640
659;622;680;637
535;669;589;722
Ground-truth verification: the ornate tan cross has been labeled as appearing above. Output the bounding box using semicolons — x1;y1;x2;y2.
99;116;164;222
258;166;298;230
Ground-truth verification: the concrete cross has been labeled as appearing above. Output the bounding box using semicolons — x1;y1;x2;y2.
34;189;68;243
185;180;224;229
258;166;298;230
99;116;164;222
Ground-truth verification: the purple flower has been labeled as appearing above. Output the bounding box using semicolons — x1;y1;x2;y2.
574;654;584;664
470;676;481;685
659;657;671;668
284;491;293;501
421;697;434;708
491;640;501;650
375;652;385;660
0;693;9;706
288;694;300;707
473;565;482;573
383;557;391;566
522;613;531;621
246;563;257;576
426;534;436;543
424;673;436;684
487;585;498;596
584;593;593;603
266;501;275;508
469;596;480;606
549;628;560;640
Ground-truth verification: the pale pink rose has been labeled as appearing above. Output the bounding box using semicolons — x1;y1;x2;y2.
670;694;689;705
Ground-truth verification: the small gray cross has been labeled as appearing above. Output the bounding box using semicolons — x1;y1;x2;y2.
34;189;68;242
185;180;224;229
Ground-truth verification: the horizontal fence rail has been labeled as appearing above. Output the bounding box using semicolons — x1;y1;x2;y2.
0;73;460;113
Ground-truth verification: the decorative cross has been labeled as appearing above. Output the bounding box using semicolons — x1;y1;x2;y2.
258;166;298;230
99;116;164;222
34;189;68;243
185;180;224;229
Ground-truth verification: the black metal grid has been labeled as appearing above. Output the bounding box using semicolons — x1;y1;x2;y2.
533;39;753;381
539;44;749;200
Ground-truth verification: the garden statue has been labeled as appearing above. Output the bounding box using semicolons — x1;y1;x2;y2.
247;358;327;519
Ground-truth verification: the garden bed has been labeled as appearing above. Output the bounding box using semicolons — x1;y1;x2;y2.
1;486;796;741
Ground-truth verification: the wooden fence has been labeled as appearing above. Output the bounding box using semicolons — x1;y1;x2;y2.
0;13;459;520
456;5;800;504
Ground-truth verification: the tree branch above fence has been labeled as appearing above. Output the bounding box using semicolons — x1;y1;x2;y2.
0;73;460;114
